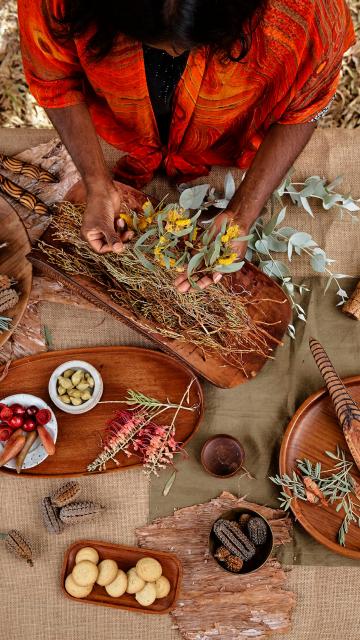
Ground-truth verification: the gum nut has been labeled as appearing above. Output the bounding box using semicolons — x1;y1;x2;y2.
105;570;128;597
135;582;157;607
65;574;94;598
76;382;90;391
68;389;81;398
58;376;73;390
126;567;145;594
96;559;118;586
71;370;84;386
155;576;171;599
63;369;75;378
72;561;99;587
70;397;82;406
75;547;100;565
136;557;162;582
60;395;71;404
81;391;92;402
57;385;66;396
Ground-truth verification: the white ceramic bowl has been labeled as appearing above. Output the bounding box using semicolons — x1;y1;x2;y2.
48;360;103;414
0;393;58;470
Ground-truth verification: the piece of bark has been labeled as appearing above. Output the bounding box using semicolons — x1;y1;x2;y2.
136;491;295;640
343;281;360;320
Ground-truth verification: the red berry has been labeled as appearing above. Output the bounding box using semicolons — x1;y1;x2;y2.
8;415;24;429
0;426;12;441
23;417;37;432
0;406;13;421
26;405;39;417
36;408;52;426
10;403;26;416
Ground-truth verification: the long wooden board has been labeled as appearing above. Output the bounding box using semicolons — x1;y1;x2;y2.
0;346;203;477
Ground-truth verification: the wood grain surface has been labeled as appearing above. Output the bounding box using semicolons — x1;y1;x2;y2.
61;539;182;614
0;346;203;477
280;376;360;559
0;197;32;348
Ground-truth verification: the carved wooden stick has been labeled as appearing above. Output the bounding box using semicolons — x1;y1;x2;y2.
309;337;360;471
0;174;51;216
0;153;58;183
342;281;360;320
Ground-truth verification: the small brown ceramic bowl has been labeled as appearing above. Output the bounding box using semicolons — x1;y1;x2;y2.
201;434;245;478
209;507;274;575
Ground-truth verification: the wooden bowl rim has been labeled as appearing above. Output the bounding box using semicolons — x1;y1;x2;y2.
201;434;245;478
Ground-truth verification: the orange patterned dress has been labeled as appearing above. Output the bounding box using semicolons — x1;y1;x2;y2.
19;0;355;187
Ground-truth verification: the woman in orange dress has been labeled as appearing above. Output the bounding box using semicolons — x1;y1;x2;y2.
18;0;354;291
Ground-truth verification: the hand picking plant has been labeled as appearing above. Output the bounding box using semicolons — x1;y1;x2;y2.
87;382;197;476
270;447;360;547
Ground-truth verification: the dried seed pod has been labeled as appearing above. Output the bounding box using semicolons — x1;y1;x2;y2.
238;513;251;530
59;501;104;524
224;554;243;573
41;497;64;534
214;545;230;562
247;517;268;545
213;519;255;561
0;274;11;292
50;481;81;508
3;529;34;566
0;288;19;313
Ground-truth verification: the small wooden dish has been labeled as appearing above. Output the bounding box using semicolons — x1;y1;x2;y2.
61;539;182;614
201;435;245;477
209;507;273;574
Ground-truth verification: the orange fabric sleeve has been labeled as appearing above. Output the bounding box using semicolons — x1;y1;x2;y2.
278;0;355;125
18;0;85;108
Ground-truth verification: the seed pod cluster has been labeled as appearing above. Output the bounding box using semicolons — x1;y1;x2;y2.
41;482;105;534
59;501;104;524
50;480;81;507
4;529;34;566
213;519;255;561
247;517;268;545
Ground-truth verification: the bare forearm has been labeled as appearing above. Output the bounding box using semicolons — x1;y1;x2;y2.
45;103;112;194
230;122;316;228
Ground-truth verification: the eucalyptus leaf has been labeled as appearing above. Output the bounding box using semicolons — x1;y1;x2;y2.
163;470;177;496
224;171;236;201
179;184;209;210
311;251;326;273
134;227;157;248
214;261;244;274
266;237;288;252
187;251;205;277
261;260;290;279
289;232;313;248
255;238;269;256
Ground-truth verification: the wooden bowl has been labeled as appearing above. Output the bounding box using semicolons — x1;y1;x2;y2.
0;197;32;349
61;539;182;614
209;507;273;574
201;434;245;477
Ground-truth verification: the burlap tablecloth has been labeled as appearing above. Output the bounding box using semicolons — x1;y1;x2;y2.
1;127;360;639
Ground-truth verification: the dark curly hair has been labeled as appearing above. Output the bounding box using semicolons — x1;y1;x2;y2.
45;0;266;62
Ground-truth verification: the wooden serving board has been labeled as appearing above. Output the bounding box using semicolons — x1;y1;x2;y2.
61;539;182;614
0;346;203;477
0;197;32;348
280;376;360;559
30;231;291;389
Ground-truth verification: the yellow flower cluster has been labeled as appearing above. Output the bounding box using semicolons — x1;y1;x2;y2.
217;252;238;265
165;208;191;233
221;224;240;244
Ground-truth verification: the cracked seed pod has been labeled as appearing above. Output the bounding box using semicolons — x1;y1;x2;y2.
224;554;243;573
41;497;64;534
214;545;231;562
238;513;251;530
59;501;104;524
3;529;34;566
0;288;19;313
0;274;11;292
50;481;81;507
247;517;268;545
213;519;255;561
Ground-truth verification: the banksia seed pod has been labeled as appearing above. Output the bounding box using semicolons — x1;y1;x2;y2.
41;496;64;534
214;545;231;562
0;274;11;292
213;519;255;561
238;513;251;530
59;501;104;524
3;529;34;566
247;517;268;545
0;288;19;313
224;554;243;573
50;480;81;507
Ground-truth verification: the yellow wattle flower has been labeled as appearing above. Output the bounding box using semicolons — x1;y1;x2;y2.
217;253;238;265
159;235;167;245
119;213;133;229
221;233;230;243
138;218;148;231
175;218;191;228
165;222;176;232
154;246;162;256
227;224;241;239
167;209;181;223
142;199;152;212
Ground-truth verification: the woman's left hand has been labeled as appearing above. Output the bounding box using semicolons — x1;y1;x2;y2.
174;211;249;293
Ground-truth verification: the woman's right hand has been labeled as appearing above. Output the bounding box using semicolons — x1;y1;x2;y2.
80;184;134;254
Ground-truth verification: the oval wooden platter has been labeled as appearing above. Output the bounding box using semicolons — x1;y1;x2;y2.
0;197;32;348
0;346;203;477
61;539;182;614
280;376;360;559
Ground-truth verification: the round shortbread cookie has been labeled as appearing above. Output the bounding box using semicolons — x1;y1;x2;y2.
126;567;145;594
155;575;171;598
105;570;128;597
65;574;94;598
135;582;157;607
96;559;118;586
75;547;99;565
72;560;98;587
136;557;162;582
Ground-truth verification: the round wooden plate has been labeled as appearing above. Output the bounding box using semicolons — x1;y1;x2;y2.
0;197;32;348
280;376;360;559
